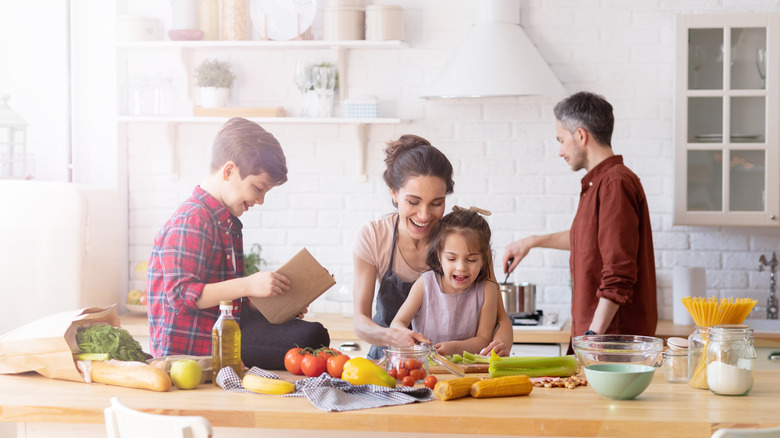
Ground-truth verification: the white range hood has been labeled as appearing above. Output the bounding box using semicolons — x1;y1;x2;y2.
422;0;565;99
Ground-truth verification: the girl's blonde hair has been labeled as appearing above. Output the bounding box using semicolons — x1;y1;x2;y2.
426;209;492;283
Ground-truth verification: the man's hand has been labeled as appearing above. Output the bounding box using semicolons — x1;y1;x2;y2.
502;237;536;274
245;271;290;298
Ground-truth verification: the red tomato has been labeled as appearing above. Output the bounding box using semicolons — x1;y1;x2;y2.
301;354;327;377
326;354;350;378
424;375;437;389
405;358;422;370
401;376;415;387
316;347;342;362
418;368;427;379
396;367;409;380
284;348;306;375
409;368;423;382
387;368;397;379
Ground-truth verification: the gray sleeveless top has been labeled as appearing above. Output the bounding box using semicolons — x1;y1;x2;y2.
412;270;485;345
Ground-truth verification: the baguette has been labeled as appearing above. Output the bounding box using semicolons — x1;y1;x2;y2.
87;359;172;392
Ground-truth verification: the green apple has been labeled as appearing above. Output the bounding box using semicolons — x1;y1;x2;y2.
170;359;202;390
127;289;142;305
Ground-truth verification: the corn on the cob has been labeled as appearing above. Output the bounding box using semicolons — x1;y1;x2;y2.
469;375;533;398
433;377;481;401
242;374;296;395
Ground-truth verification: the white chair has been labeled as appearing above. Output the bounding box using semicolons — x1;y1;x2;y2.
711;426;780;438
104;397;213;438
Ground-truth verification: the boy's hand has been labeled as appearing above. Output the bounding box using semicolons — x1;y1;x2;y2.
246;271;290;298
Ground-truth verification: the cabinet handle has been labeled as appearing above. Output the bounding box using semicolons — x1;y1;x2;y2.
339;341;361;352
770;215;777;221
769;352;780;361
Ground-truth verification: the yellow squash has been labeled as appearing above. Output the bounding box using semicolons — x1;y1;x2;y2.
340;357;396;388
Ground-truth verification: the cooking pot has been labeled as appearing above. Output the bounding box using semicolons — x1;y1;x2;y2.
500;282;536;314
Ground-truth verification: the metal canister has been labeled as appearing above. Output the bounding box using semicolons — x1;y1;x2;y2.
499;283;519;314
518;282;536;314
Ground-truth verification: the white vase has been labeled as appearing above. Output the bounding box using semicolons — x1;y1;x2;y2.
198;87;229;108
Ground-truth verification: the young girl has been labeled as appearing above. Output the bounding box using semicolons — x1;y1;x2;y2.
391;207;498;356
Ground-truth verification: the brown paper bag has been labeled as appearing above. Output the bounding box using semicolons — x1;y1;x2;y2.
249;248;336;324
0;304;120;382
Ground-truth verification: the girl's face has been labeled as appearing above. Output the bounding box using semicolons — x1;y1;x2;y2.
439;232;483;294
391;175;447;242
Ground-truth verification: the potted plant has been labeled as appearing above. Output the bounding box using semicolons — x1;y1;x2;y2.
244;243;266;276
195;59;235;108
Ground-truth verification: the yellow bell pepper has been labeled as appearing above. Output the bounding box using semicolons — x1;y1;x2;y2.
340;357;396;388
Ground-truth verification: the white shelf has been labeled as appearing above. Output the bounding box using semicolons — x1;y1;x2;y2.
117;116;403;124
117;40;409;50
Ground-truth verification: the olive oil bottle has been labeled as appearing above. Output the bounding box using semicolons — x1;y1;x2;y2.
212;300;242;385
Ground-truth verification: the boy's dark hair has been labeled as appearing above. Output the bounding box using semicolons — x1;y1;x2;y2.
553;91;614;147
383;134;454;207
210;117;288;185
426;209;492;283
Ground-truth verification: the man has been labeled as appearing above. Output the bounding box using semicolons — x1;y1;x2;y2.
502;91;657;349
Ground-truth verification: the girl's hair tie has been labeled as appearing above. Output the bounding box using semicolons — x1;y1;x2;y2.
452;205;492;216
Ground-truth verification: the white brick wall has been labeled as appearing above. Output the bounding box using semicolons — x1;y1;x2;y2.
124;1;780;323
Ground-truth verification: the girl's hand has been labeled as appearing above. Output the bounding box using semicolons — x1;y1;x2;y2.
433;342;459;356
479;340;509;357
387;327;429;347
245;271;290;298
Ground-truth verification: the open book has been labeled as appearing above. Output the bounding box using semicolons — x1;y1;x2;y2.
248;248;336;324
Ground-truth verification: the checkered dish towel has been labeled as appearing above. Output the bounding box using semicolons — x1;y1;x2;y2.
218;366;434;412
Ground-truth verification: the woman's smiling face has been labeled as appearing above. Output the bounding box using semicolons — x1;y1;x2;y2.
392;175;447;242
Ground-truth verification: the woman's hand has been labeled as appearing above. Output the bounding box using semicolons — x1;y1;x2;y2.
245;271;290;298
479;340;509;357
387;327;429;347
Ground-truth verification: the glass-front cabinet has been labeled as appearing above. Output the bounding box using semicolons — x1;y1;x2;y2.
675;13;779;226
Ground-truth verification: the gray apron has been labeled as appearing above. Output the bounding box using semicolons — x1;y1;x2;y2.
367;216;417;360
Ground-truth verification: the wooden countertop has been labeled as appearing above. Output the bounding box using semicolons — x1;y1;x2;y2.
1;369;779;436
119;313;780;347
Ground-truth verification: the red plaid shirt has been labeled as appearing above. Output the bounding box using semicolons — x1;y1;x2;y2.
147;186;245;357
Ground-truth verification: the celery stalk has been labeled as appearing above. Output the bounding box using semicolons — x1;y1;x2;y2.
462;351;490;363
488;353;578;378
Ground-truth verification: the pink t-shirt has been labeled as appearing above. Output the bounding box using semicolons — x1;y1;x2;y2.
352;213;425;284
412;270;485;345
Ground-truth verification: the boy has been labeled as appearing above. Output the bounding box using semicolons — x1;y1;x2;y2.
147;117;329;369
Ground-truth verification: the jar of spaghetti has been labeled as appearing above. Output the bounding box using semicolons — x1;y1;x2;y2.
687;326;710;389
706;324;755;396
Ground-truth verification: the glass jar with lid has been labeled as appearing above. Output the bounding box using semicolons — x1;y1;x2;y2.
705;324;755;396
688;326;710;389
663;337;689;383
383;344;465;385
383;345;430;384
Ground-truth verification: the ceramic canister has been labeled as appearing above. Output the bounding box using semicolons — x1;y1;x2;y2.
365;5;403;41
323;6;365;40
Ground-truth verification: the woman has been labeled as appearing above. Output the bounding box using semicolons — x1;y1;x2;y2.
352;134;512;360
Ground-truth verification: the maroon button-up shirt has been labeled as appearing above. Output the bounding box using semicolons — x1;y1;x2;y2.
569;155;657;339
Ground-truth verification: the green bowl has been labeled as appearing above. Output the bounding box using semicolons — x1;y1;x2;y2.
584;364;655;400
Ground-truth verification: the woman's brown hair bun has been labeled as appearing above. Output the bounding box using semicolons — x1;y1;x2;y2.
382;134;454;206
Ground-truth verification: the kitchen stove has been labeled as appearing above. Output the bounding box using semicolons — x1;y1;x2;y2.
510;310;544;326
510;310;568;331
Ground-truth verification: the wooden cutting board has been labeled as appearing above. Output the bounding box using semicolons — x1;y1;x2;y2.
429;363;489;374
